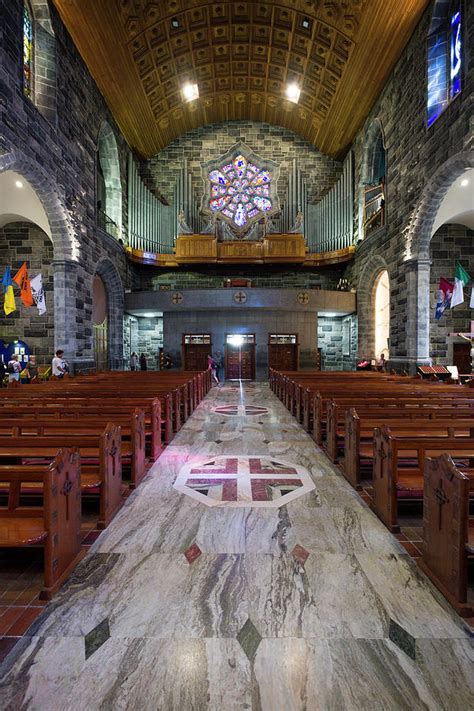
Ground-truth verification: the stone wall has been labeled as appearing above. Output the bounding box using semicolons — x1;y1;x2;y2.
345;0;473;368
0;222;54;363
124;314;163;370
145;267;343;292
0;0;131;368
146;120;342;209
429;223;474;362
318;314;358;371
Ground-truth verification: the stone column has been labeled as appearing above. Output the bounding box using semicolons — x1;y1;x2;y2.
400;257;432;371
53;260;95;371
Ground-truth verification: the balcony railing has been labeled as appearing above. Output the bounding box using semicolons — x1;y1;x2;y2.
363;181;385;237
97;208;120;240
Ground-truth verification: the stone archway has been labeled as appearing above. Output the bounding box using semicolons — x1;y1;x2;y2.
97;122;122;234
403;150;474;366
356;254;390;359
0;150;75;261
358;118;386;240
93;257;124;369
0;150;79;358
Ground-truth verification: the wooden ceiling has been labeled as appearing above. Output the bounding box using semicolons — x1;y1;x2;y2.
53;0;430;158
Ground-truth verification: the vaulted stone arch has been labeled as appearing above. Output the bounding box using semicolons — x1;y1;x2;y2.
0;149;75;261
93;257;124;369
405;150;474;261
356;253;390;359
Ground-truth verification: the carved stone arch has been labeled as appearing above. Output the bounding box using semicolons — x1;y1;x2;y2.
93;257;124;369
96;122;123;233
356;253;390;359
405;150;474;260
0;149;75;261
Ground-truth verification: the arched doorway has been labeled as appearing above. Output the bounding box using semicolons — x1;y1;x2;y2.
374;270;390;359
93;258;124;370
92;274;108;370
0;170;55;367
96;122;122;239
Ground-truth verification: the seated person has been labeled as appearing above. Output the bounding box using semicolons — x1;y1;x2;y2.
52;349;69;378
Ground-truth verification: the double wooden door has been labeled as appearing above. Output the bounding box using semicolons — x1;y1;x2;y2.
225;334;256;380
268;334;299;372
182;334;212;371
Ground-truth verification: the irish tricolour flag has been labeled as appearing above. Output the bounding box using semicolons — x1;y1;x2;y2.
450;262;471;308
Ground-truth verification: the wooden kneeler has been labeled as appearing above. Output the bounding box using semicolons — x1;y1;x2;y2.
0;448;83;600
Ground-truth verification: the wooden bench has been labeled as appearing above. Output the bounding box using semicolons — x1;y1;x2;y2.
0;411;147;488
0;423;123;529
0;448;83;599
343;408;474;488
372;426;474;532
418;453;473;617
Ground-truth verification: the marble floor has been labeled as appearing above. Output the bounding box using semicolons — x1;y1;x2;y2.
0;383;473;710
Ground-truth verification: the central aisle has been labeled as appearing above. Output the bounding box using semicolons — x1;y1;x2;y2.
1;383;472;710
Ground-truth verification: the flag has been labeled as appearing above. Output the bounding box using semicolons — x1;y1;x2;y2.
13;262;34;307
434;277;453;320
470;286;474;309
451;262;471;308
30;273;46;315
1;267;16;315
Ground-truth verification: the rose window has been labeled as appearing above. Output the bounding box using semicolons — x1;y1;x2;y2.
202;143;280;236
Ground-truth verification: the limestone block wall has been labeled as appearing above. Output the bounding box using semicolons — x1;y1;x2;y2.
145;267;342;292
429;224;474;362
345;0;473;367
0;0;132;368
318;314;358;371
0;223;54;364
146;120;342;210
124;314;163;370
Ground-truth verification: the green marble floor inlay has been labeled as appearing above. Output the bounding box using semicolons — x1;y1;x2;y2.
85;619;110;660
388;619;416;660
237;618;262;663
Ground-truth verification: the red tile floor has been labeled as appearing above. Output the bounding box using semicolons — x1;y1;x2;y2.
0;490;131;664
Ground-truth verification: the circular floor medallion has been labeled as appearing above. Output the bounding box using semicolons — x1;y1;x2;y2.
213;405;269;416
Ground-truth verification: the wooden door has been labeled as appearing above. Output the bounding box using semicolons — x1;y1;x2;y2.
94;320;108;370
225;334;256;380
453;342;471;374
182;334;212;371
268;334;299;372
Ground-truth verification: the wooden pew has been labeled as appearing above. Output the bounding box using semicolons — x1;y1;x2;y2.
372;426;474;532
0;413;147;489
0;423;123;529
343;408;474;488
418;454;473;617
0;448;83;599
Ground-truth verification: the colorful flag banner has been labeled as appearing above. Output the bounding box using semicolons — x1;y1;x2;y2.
30;273;46;315
435;277;453;320
1;266;16;315
451;261;471;308
13;262;34;307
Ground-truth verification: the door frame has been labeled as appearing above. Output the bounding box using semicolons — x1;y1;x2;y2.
224;333;256;381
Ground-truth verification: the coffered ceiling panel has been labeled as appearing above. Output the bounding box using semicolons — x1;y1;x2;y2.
53;0;430;158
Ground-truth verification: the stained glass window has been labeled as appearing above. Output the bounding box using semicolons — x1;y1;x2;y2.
208;154;273;229
23;2;33;98
427;4;462;127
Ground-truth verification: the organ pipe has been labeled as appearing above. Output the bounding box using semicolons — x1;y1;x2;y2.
127;155;174;253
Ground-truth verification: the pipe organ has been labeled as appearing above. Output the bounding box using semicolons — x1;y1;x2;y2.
306;152;353;253
128;156;175;254
127;151;354;260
